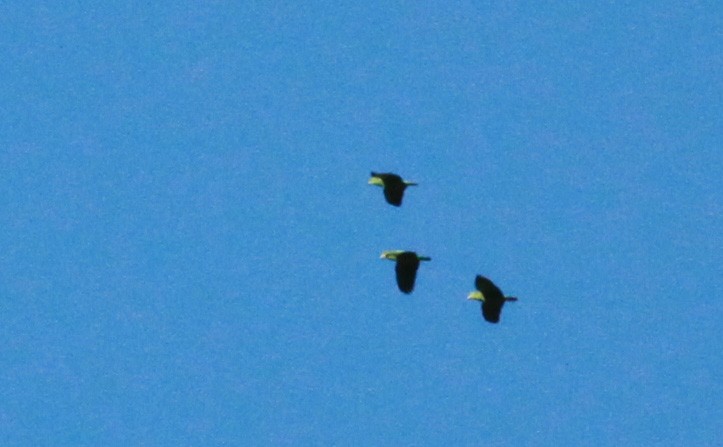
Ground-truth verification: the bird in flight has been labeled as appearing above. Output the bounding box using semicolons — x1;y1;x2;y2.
368;172;418;206
380;250;431;293
467;275;518;323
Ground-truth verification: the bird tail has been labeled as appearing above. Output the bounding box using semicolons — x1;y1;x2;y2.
418;256;431;261
404;181;418;186
506;297;518;302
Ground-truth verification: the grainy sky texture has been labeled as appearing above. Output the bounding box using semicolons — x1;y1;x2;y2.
1;2;721;446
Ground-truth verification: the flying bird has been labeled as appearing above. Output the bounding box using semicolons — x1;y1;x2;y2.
380;251;431;294
368;172;418;206
468;275;518;323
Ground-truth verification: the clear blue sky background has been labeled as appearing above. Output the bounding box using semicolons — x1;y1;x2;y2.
1;2;721;446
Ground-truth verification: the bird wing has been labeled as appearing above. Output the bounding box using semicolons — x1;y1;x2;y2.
395;253;420;293
481;300;504;323
475;275;503;300
383;184;405;206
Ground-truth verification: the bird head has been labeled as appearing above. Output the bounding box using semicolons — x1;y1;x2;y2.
467;291;485;302
368;176;384;187
380;250;404;261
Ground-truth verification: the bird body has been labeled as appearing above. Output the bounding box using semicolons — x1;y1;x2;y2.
380;250;431;293
468;275;517;323
368;172;417;206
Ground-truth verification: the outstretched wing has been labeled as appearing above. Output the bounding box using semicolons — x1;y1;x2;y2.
377;174;404;206
383;183;405;206
475;275;504;301
395;252;420;293
481;301;504;323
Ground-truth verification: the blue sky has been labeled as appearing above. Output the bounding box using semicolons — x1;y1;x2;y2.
1;2;721;446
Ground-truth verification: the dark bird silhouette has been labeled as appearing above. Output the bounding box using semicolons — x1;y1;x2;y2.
380;250;431;293
368;172;418;206
468;275;518;323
